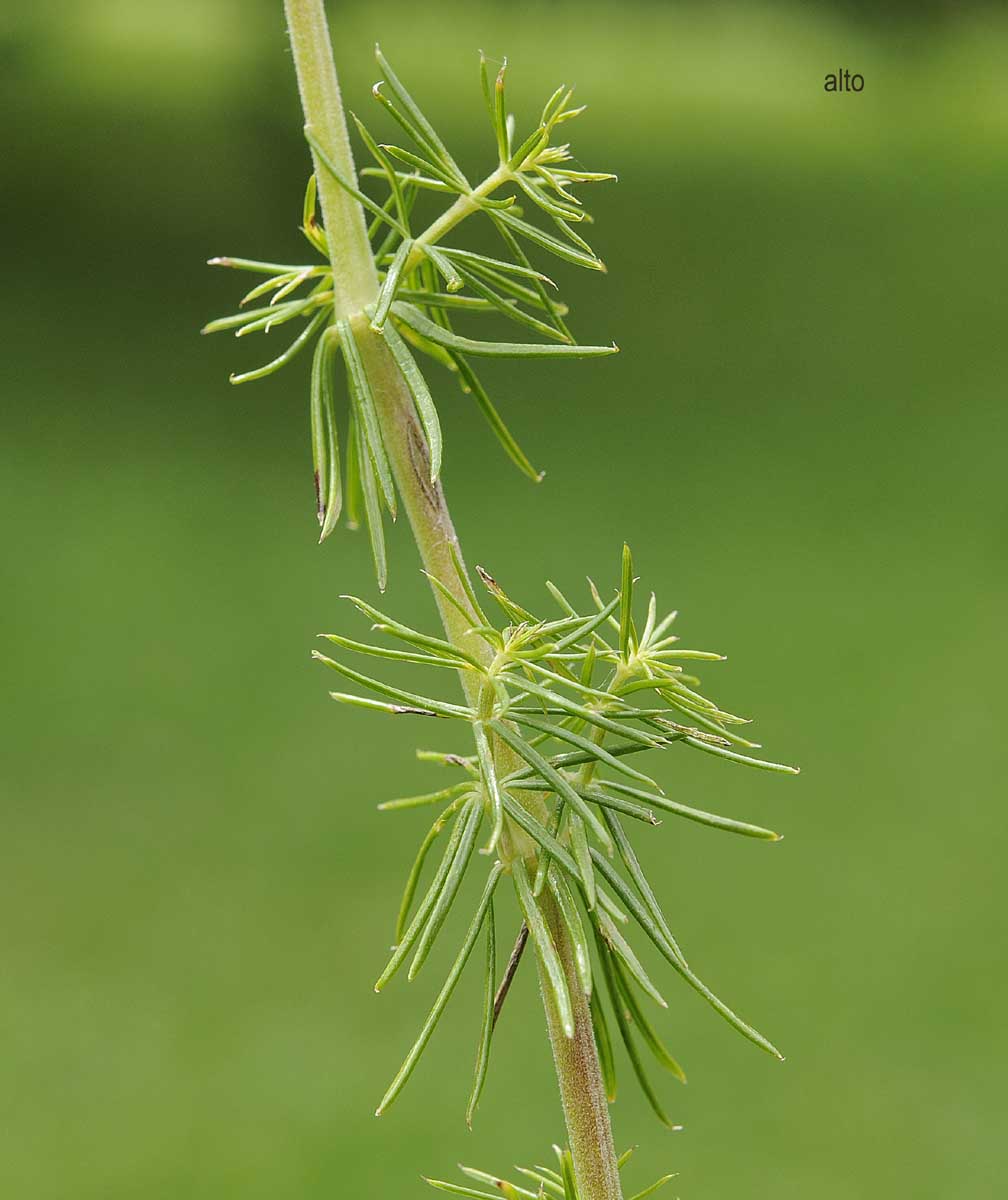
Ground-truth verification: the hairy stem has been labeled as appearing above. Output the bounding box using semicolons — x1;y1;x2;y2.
405;164;509;273
284;0;378;316
538;889;624;1200
283;5;623;1197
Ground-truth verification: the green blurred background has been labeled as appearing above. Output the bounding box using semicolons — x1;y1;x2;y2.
2;2;1005;1196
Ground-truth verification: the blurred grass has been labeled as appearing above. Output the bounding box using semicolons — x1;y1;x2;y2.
1;2;1005;1198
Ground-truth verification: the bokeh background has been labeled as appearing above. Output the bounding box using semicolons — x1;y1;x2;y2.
2;2;1005;1197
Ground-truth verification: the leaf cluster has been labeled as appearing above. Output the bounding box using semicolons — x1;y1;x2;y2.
314;547;797;1126
204;49;617;588
425;1142;674;1200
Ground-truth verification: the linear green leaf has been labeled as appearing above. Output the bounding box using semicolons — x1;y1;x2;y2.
374;47;469;187
394;793;470;941
512;856;573;1038
596;907;667;1009
609;952;685;1082
684;736;800;774
320;631;456;669
472;721;504;856
306;128;407;235
341;595;482;668
375;862;502;1114
511;712;658;789
393;302;616;359
498;674;660;751
371;237;412;332
376;800;471;991
595;932;681;1131
465;895;496;1128
380;320;443;481
326;692;437;717
501;794;578;883
449;352;543;482
597;780;780;840
336;318;396;514
311;652;469;718
228;308;329;384
598;806;683;964
619;543;635;658
568;808;596;910
379;782;473;812
547;867;592;996
627;1176;677;1200
489;720;613;856
590;848;783;1058
409;798;484;979
354;416;387;590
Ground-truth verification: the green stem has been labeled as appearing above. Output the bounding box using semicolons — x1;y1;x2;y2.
405;165;509;273
284;0;378;317
283;6;623;1197
538;890;624;1200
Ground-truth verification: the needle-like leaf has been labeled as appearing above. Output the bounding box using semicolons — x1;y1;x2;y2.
394;793;471;941
376;863;503;1114
409;799;484;979
512;857;573;1039
393;302;617;359
466;897;496;1129
380;320;443;481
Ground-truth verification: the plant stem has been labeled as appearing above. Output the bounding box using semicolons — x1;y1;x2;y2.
359;322;623;1200
405;165;509;273
538;889;624;1200
283;6;623;1197
284;0;378;317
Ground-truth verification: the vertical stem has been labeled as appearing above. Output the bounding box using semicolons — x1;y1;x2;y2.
361;327;623;1200
538;891;624;1200
284;0;378;317
282;6;623;1197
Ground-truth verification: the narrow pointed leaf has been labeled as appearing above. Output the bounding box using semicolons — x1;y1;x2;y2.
590;848;783;1058
312;652;469;718
409;798;484;979
609;952;685;1082
379;782;472;812
489;720;613;856
371;237;412;331
684;736;800;774
337;318;397;514
595;933;681;1131
511;712;658;790
473;721;504;856
512;856;573;1038
306;128;407;235
375;862;502;1114
547;868;592;996
381;320;443;481
466;896;496;1128
376;801;471;990
568;809;596;910
228;309;329;384
596;908;667;1009
395;793;470;941
354;418;386;588
393;302;616;359
597;780;780;840
450;353;543;482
